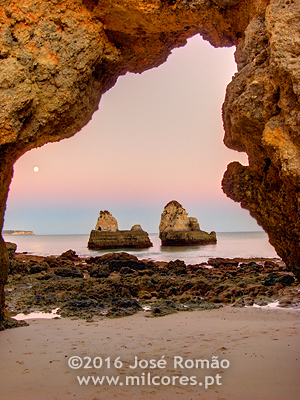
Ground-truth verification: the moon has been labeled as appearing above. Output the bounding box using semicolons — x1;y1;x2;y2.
33;166;39;173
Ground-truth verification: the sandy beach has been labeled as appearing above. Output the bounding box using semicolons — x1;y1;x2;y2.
1;307;299;400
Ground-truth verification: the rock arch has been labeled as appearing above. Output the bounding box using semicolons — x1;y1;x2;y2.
1;0;300;323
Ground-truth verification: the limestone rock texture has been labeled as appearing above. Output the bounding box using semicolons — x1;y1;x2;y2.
0;0;300;320
88;211;152;249
159;201;217;246
222;0;300;279
159;201;191;232
95;210;118;232
131;224;143;232
88;229;153;250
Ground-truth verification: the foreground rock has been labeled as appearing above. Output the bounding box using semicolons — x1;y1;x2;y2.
159;201;216;246
88;211;152;249
4;250;299;325
5;242;17;259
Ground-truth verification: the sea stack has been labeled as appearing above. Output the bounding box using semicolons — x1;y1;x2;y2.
95;210;118;232
88;210;153;249
159;201;217;246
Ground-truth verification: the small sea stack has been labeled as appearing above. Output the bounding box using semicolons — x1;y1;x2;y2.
159;200;217;246
88;210;153;249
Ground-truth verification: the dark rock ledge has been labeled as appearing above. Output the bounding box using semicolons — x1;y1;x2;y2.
2;249;299;329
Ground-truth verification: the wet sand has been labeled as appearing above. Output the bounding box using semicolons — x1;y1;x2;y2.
1;307;299;400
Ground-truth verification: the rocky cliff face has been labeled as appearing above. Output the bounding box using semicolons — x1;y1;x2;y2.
222;1;300;279
1;0;300;323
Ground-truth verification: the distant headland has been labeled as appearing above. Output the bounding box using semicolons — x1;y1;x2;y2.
3;230;35;236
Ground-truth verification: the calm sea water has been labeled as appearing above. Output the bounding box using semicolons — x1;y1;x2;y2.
4;232;279;264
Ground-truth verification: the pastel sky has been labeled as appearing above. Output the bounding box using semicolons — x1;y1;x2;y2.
4;35;261;235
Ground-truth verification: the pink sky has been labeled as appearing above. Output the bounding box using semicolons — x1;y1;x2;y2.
4;35;260;234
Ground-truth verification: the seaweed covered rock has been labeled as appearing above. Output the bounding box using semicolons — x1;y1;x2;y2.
4;251;299;322
86;252;156;274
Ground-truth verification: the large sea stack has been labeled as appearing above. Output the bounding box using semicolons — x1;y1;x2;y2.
88;211;152;250
159;201;217;246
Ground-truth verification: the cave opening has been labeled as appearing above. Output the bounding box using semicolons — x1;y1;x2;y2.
4;35;259;237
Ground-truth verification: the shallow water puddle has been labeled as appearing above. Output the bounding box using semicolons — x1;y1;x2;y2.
13;308;61;320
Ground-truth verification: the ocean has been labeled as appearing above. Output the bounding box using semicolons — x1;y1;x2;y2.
4;231;279;264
